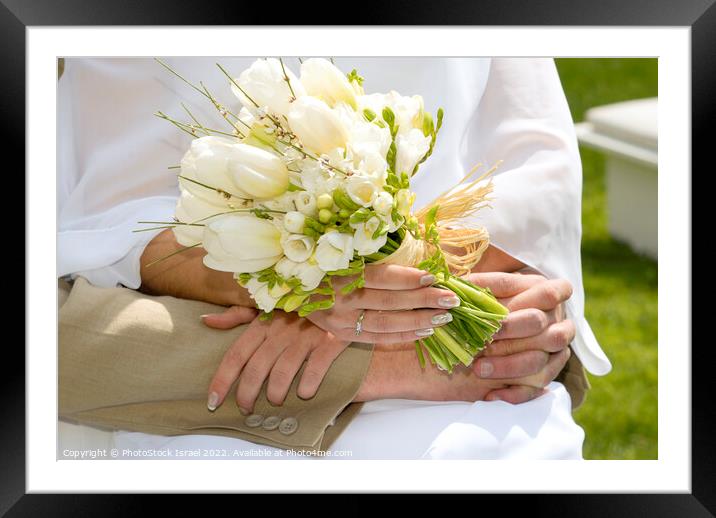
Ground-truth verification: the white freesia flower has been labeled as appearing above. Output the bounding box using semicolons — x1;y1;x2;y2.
346;175;379;208
371;191;393;216
390;92;424;135
352;216;388;256
172;189;228;247
281;233;315;263
274;257;298;279
268;282;292;299
293;261;325;290
357;91;424;135
245;277;281;312
228;144;289;199
294;191;318;216
395;128;431;176
287;96;349;155
395;188;416;218
357;93;390;120
355;151;388;185
384;212;404;233
203;215;283;273
300;58;357;109
179;136;251;206
283;211;306;233
231;58;305;117
315;231;353;271
299;160;343;196
255;191;296;213
348;119;391;164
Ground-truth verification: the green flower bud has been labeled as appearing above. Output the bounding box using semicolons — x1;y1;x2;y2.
318;208;333;224
317;193;334;210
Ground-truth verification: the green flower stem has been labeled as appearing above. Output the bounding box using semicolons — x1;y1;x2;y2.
432;327;473;367
443;276;509;316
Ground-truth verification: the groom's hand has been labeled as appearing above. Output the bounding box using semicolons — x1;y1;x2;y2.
465;271;575;404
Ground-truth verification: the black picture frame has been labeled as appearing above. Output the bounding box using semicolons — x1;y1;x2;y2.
7;0;706;512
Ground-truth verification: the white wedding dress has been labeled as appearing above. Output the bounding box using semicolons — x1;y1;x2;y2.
58;56;610;460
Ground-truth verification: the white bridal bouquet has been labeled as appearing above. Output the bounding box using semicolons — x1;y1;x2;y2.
141;57;508;372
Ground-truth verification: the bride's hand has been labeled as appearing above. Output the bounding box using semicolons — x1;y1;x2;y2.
202;309;350;414
307;264;459;344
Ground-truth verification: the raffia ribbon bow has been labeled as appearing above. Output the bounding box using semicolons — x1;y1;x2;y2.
374;164;497;276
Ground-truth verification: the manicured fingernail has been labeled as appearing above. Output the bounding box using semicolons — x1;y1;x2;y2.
200;314;210;321
479;360;494;378
420;274;435;286
207;392;219;411
488;394;501;401
415;328;434;337
431;312;453;325
438;296;460;308
238;407;250;416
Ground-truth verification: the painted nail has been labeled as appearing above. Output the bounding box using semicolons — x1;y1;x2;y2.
238;407;250;416
207;392;219;411
479;360;494;378
431;312;453;325
438;296;461;308
415;328;435;337
419;274;436;286
200;314;210;322
488;394;501;401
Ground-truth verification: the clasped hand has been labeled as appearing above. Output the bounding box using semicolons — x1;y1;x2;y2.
202;265;575;413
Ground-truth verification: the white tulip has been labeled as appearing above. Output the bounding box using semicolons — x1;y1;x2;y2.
287;96;349;155
281;233;315;263
238;107;256;127
300;58;357;109
294;191;317;216
293;261;326;290
315;231;354;272
346;175;379;208
228;143;289;199
352;216;388;256
395;128;432;176
245;277;281;312
231;58;305;117
371;191;393;216
179;136;250;206
283;211;306;233
202;215;283;273
173;189;228;247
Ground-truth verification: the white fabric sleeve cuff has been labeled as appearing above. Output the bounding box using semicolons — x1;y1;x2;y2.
58;196;178;289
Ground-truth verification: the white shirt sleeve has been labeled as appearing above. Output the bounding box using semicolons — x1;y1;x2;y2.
57;58;186;289
456;58;611;375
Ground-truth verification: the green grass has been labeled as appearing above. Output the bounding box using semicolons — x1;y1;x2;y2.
554;59;658;459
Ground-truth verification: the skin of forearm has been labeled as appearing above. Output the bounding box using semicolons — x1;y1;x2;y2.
139;229;255;307
355;346;506;402
443;243;527;274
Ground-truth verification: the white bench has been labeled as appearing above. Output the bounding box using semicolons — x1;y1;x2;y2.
575;98;658;259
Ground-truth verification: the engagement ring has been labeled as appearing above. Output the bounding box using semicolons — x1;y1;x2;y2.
355;310;366;337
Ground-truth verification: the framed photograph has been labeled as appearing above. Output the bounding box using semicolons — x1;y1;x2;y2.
9;0;706;510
